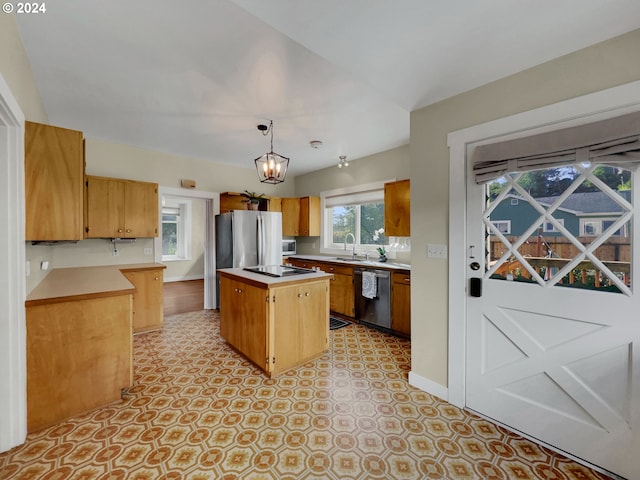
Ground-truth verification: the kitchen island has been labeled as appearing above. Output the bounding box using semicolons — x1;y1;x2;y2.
218;268;332;377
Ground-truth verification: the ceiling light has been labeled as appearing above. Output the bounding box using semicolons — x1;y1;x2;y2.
337;155;349;168
254;120;289;184
309;140;323;149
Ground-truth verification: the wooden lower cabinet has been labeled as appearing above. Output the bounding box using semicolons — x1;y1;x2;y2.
219;276;268;370
219;272;330;377
391;271;411;337
121;267;165;333
319;263;354;317
26;294;133;432
288;259;355;318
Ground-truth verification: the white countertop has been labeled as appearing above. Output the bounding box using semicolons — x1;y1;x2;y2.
286;254;411;271
218;267;333;286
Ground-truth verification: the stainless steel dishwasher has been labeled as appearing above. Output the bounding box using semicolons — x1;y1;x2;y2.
354;268;392;330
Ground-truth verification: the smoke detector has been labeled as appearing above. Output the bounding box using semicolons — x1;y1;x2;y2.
309;140;323;149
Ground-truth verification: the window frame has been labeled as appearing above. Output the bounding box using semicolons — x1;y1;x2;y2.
543;218;564;233
320;180;393;256
161;197;192;262
491;220;511;235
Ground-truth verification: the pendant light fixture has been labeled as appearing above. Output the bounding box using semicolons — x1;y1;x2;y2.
254;120;289;184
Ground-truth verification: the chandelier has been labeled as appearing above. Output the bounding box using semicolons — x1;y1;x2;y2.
254;120;289;184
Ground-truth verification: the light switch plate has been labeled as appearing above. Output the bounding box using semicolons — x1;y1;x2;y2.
144;248;152;256
40;260;49;271
427;244;448;259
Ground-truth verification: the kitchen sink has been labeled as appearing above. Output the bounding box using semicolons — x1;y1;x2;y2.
332;257;363;262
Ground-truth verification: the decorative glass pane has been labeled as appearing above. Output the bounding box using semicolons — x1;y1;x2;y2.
485;164;633;295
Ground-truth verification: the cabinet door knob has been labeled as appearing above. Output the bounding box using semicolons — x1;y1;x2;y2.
118;229;123;233
154;277;159;280
305;292;310;296
298;293;303;298
126;229;132;233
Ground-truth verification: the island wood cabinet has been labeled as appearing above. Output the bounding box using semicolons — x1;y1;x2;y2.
391;271;411;337
281;196;320;236
25;121;85;241
219;272;330;377
85;175;159;238
384;179;410;237
287;259;355;318
121;266;165;333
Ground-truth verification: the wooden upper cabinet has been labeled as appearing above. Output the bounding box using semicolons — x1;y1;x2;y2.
124;180;158;237
299;196;320;236
384;179;410;236
281;196;320;237
281;197;301;236
25;121;84;241
85;175;158;238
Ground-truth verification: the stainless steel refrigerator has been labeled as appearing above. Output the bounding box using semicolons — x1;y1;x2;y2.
215;210;283;307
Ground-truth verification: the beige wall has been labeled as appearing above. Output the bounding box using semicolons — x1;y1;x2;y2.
410;28;640;388
294;144;410;261
0;14;47;123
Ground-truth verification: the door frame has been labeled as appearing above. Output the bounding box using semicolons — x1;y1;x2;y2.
155;187;219;309
0;73;26;452
447;80;640;409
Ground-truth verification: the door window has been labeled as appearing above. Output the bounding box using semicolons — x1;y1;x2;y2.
485;164;632;294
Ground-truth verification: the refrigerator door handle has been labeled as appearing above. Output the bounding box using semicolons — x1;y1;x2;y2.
257;214;264;265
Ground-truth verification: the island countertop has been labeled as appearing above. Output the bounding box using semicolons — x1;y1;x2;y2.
26;263;166;307
218;267;333;289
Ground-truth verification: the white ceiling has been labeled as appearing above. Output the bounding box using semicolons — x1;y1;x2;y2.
15;0;640;177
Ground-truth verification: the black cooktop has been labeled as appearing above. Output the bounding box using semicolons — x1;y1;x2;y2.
243;265;315;277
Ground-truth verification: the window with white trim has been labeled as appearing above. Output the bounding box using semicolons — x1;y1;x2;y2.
321;182;388;254
162;197;192;261
580;217;626;237
491;220;511;234
543;218;564;233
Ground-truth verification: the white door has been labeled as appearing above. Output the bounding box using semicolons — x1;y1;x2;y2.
465;163;640;479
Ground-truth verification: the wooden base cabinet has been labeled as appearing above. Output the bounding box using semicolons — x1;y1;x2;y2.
219;273;330;377
391;271;411;337
121;267;165;333
26;295;133;432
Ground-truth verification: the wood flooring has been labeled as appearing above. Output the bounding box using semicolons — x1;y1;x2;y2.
163;279;204;316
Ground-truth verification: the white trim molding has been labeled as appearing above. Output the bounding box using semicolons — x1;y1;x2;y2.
0;73;26;453
156;186;219;309
408;371;448;402
446;80;640;409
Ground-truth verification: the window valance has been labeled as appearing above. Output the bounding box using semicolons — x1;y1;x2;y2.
472;111;640;184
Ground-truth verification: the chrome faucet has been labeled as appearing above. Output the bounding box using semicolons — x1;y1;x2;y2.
344;233;356;259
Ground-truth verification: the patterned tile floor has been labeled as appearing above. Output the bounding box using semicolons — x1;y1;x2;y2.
0;310;613;480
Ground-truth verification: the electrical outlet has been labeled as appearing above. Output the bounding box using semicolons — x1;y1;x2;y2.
40;260;49;271
26;260;30;277
113;248;119;257
427;244;448;259
143;248;152;256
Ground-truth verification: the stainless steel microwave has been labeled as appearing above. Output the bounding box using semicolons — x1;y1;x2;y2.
282;239;296;255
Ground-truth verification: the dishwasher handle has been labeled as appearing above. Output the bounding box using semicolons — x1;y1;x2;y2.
354;268;390;279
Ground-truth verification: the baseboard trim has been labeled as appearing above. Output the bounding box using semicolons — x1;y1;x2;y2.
164;275;205;283
408;371;448;402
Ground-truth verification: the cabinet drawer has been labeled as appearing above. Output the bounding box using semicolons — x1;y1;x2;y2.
288;259;319;270
318;262;353;276
393;271;411;285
